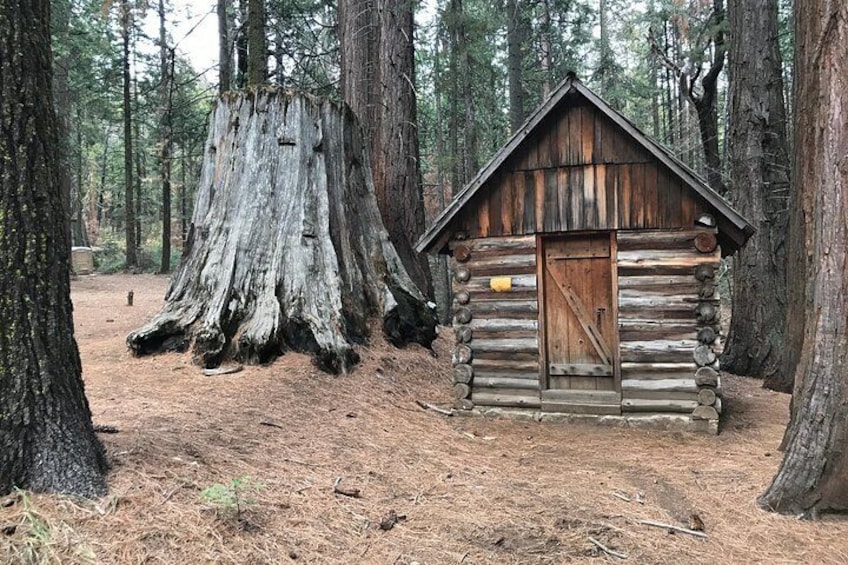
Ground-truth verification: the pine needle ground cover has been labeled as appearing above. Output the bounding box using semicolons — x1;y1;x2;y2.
2;274;846;564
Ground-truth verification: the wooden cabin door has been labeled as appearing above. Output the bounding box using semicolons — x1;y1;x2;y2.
540;233;620;412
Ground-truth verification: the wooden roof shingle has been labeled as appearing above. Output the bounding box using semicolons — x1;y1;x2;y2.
416;75;754;254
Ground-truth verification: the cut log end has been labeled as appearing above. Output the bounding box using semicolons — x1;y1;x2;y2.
695;366;719;387
454;398;474;410
692;405;719;420
453;344;473;365
694;232;718;253
697;327;717;345
697;388;717;406
454;307;472;324
693;345;717;367
455;267;471;283
453;363;473;384
694;265;716;282
455;325;473;344
452;383;471;400
454;244;471;263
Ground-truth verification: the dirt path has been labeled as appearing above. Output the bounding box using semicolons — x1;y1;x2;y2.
2;274;846;564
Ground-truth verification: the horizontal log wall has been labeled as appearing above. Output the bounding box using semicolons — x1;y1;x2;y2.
450;235;542;409
616;229;723;419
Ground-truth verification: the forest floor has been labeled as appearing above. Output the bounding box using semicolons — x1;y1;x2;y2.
2;273;847;564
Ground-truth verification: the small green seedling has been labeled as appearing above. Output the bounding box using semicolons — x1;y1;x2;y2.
200;477;263;521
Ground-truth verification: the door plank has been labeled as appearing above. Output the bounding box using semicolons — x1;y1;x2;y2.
549;363;613;376
547;265;613;365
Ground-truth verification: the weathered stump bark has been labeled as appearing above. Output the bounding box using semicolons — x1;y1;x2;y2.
127;90;436;373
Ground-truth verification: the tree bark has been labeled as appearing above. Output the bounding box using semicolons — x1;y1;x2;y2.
758;0;848;517
444;0;478;187
132;63;143;252
0;0;108;497
128;91;437;374
780;8;807;396
236;0;248;88
339;0;432;297
247;0;266;87
506;0;527;133
721;0;790;388
597;0;614;101
159;0;173;274
52;0;88;249
649;0;728;191
689;0;727;193
218;0;231;93
538;0;553;97
121;0;137;268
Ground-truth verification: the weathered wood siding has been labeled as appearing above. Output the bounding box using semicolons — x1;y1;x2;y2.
455;95;710;238
450;236;542;409
450;228;723;424
616;229;723;420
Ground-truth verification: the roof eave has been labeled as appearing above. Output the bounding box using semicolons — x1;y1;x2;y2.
416;76;579;254
416;77;756;254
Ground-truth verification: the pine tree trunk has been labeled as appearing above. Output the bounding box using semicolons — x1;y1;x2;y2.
128;91;437;374
598;0;611;96
687;0;728;194
247;0;266;87
53;0;89;249
375;0;431;296
236;0;248;88
218;0;231;93
122;0;137;268
721;0;790;387
339;0;432;297
758;1;848;517
458;0;478;183
0;0;108;497
506;0;527;133
180;144;189;244
339;0;378;140
133;73;143;252
159;0;173;274
538;0;552;97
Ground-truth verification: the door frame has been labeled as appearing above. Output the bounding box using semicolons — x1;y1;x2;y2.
536;231;621;393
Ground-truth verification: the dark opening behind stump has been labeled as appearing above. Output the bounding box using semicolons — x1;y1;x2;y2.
127;90;436;373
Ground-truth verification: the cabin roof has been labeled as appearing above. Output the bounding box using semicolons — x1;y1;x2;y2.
416;75;755;254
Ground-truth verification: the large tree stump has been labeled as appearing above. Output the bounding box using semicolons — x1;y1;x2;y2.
127;90;436;373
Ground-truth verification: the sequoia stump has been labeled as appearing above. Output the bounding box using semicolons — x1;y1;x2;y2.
128;90;436;373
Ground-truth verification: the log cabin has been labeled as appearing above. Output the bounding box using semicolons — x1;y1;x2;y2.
416;75;754;434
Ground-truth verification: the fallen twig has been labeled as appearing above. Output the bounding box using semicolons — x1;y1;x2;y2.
612;491;631;502
333;477;361;498
594;521;626;534
638;519;708;539
589;537;627;559
415;399;453;417
259;420;284;429
293;483;313;494
282;457;324;468
203;364;243;376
